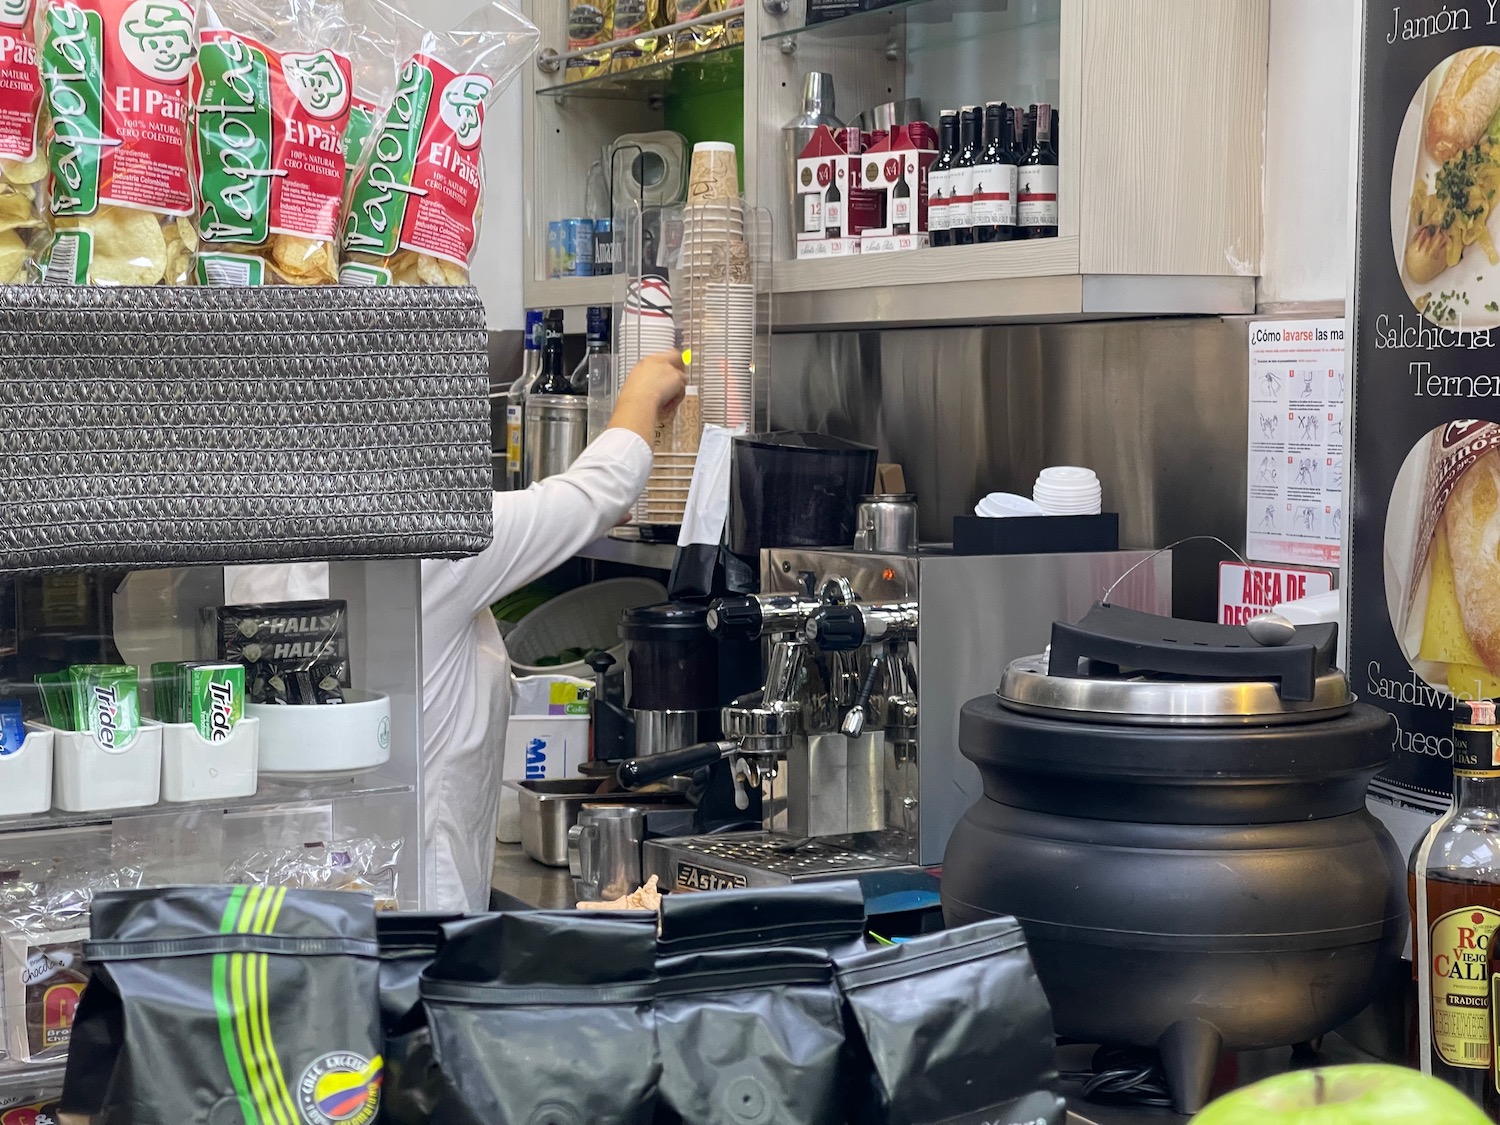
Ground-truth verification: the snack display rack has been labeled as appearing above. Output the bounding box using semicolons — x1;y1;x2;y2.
615;196;772;529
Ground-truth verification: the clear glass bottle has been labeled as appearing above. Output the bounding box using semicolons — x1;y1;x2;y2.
1412;699;1500;1107
583;306;614;444
504;309;543;491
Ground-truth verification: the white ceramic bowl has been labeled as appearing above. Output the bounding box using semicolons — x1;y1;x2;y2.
249;689;392;775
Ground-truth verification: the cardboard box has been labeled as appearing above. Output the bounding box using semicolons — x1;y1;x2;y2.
796;125;862;260
860;125;936;254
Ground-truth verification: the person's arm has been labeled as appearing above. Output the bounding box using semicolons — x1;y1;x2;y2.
444;351;686;614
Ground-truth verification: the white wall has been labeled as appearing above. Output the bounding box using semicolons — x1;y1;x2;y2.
1258;0;1356;309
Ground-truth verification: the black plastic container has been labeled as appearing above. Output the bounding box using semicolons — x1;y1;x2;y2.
728;433;877;566
619;602;759;714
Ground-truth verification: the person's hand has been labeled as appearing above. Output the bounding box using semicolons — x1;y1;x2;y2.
616;351;687;418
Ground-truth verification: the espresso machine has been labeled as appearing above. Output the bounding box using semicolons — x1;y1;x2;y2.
633;548;1172;891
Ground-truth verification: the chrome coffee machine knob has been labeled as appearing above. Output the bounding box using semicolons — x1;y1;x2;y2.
707;594;822;641
806;601;919;652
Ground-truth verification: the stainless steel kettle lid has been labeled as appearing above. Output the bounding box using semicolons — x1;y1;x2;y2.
997;603;1354;725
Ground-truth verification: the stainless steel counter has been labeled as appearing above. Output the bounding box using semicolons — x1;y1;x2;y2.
490;841;576;910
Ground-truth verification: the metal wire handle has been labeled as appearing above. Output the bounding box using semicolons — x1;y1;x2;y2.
1100;535;1249;606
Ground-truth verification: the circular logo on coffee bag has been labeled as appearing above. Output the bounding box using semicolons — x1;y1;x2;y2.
297;1052;381;1125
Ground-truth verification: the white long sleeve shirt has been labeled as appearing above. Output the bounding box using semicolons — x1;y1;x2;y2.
225;428;654;912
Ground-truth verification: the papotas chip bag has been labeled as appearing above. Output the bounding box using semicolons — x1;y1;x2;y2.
189;0;352;285
342;0;419;200
37;0;194;284
0;0;46;283
338;0;537;287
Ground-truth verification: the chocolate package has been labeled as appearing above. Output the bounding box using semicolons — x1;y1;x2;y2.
1;926;89;1063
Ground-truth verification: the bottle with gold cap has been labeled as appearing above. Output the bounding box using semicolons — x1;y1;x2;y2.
1412;698;1500;1107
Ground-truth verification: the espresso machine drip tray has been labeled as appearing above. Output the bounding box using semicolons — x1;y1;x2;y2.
644;833;921;890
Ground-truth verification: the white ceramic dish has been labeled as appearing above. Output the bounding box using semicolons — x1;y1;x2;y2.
248;689;391;775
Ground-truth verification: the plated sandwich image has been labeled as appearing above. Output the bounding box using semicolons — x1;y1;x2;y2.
1392;48;1500;327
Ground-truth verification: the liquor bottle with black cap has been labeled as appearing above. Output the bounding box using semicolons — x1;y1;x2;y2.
1413;698;1500;1105
974;101;1014;243
530;309;575;395
1018;101;1058;239
930;109;959;248
950;105;981;246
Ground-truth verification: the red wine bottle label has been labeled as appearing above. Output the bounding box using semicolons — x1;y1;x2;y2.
1018;164;1059;228
892;195;912;227
972;168;1004;226
803;195;823;234
949;167;974;228
928;170;951;231
825;200;843;233
1000;164;1018;225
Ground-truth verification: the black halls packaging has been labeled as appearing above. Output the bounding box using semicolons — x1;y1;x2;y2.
833;917;1066;1125
657;880;867;960
414;911;661;1125
653;946;846;1125
59;886;384;1125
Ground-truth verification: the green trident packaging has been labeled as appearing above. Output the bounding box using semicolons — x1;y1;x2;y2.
339;0;538;287
66;665;138;751
59;886;384;1125
187;662;243;742
37;0;197;284
190;0;354;285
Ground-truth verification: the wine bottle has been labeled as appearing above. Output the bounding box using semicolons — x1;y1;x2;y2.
950;106;980;246
531;309;576;395
929;110;958;248
974;101;1011;243
825;167;844;238
891;160;912;236
1018;101;1058;239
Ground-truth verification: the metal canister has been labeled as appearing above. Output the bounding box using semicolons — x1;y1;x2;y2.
853;493;919;552
524;394;588;484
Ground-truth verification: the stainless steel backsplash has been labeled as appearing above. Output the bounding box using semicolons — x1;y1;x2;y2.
769;316;1253;618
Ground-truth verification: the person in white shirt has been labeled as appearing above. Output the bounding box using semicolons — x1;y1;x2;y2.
226;351;686;912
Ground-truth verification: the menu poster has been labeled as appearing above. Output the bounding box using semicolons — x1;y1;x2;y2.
1246;318;1347;568
1350;3;1500;816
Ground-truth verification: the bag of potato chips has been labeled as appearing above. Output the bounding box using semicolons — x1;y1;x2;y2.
189;0;353;285
37;0;196;285
339;1;537;286
0;0;46;284
342;0;420;199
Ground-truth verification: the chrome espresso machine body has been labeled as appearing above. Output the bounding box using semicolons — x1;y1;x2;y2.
641;548;1172;890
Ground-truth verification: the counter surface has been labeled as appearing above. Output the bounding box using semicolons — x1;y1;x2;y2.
491;845;1379;1125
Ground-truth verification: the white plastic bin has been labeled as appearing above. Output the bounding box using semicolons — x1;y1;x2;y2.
37;721;163;812
496;714;590;843
160;716;259;802
0;729;53;816
248;690;391;774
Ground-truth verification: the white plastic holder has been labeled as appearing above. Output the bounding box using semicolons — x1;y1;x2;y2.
160;716;259;802
248;690;392;775
34;720;163;812
0;729;54;816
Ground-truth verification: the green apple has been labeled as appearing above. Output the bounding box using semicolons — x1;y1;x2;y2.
1191;1064;1491;1125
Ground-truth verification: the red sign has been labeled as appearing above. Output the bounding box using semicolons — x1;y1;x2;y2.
1218;562;1333;626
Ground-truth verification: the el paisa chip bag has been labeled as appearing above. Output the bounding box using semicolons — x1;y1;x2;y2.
190;0;353;285
386;910;661;1125
339;0;536;287
60;885;384;1125
37;0;195;284
342;0;418;198
0;0;46;283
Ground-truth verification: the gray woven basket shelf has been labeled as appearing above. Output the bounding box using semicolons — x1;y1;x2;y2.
0;285;493;572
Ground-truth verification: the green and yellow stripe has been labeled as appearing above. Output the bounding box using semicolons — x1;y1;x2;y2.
213;886;295;1125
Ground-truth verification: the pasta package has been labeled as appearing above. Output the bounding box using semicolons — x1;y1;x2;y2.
37;0;196;284
190;0;353;285
339;0;537;286
565;0;611;83
0;0;46;284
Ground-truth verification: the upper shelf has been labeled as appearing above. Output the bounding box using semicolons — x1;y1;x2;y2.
536;6;745;100
761;0;1060;51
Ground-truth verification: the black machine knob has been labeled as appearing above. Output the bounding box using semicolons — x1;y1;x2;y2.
707;597;764;640
585;651;617;675
806;604;867;651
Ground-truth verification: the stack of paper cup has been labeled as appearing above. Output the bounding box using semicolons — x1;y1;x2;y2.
618;274;675;380
1032;466;1102;515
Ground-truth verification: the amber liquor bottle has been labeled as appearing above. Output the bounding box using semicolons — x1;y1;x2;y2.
1414;699;1500;1108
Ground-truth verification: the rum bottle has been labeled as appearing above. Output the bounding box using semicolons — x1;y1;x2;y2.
1413;699;1500;1107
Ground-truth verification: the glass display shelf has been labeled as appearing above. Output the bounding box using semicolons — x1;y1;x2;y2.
761;0;1059;53
0;1061;64;1100
0;776;415;834
536;40;742;100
